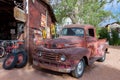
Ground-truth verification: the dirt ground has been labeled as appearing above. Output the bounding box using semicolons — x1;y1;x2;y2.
0;47;120;80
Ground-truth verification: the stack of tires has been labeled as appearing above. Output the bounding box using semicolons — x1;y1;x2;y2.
3;50;27;70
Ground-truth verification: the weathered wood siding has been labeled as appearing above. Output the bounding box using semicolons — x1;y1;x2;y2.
26;0;55;64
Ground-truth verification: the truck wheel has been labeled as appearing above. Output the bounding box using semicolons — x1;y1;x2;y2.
97;52;106;62
3;53;17;70
71;58;85;78
15;51;27;68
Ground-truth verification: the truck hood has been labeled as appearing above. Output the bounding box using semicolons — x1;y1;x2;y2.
43;36;84;49
51;36;82;44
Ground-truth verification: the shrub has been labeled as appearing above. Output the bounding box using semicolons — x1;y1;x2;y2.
99;28;110;41
99;28;120;46
111;29;120;46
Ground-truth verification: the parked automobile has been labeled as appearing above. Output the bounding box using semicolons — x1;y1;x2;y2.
33;24;108;78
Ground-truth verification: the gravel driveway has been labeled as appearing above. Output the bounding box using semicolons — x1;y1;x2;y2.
0;48;120;80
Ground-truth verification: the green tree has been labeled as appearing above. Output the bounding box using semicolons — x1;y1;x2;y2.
52;0;112;27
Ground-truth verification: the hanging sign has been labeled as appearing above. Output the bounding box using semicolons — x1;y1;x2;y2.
14;7;26;22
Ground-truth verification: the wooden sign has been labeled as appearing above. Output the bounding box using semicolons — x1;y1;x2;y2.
14;6;26;22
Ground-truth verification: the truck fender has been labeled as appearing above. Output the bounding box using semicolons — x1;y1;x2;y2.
69;47;90;66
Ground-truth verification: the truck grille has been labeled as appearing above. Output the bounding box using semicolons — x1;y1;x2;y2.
42;52;60;61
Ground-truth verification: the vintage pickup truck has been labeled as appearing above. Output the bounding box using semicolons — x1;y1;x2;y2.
32;24;108;78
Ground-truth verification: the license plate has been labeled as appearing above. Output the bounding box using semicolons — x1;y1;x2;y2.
33;60;38;66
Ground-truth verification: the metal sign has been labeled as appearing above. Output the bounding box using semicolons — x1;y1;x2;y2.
51;24;55;35
42;29;47;39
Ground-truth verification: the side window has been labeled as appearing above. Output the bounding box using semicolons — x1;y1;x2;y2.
88;29;95;37
61;28;67;35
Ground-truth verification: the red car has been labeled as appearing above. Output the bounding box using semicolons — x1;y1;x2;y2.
33;24;108;78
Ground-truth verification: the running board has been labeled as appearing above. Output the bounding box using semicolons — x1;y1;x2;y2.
88;57;101;65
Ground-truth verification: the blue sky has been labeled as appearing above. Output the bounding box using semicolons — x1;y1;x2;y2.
104;0;120;15
100;0;120;26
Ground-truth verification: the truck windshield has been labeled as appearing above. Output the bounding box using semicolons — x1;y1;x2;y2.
61;28;84;37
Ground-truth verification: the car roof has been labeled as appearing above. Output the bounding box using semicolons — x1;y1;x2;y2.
64;24;95;29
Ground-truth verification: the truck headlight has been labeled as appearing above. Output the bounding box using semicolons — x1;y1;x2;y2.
60;55;66;62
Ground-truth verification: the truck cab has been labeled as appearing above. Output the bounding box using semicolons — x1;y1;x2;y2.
33;24;108;78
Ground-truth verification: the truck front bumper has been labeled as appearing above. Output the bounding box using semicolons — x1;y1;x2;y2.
32;57;75;73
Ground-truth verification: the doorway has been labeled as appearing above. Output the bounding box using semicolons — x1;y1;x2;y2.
0;0;24;40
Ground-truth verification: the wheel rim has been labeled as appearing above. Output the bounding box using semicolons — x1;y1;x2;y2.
17;54;23;65
77;60;84;75
102;55;105;60
5;55;14;66
102;53;106;60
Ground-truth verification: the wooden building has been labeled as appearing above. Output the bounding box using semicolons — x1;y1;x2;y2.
29;0;56;39
0;0;24;40
26;0;56;64
0;0;56;64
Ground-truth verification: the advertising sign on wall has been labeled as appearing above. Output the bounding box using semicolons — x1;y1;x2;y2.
41;14;46;27
50;24;55;35
34;29;42;45
42;29;47;39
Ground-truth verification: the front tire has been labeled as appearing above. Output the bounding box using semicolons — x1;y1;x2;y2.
3;53;17;70
71;58;85;78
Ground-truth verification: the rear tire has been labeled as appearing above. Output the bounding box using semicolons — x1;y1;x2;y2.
97;52;106;62
3;53;17;70
71;58;85;78
15;51;27;68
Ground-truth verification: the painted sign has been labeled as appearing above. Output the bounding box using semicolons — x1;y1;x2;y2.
14;7;26;22
46;27;50;38
41;14;47;27
34;29;42;45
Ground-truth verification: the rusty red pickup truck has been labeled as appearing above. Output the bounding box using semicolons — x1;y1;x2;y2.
33;24;108;78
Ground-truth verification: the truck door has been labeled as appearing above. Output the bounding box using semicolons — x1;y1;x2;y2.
86;28;98;57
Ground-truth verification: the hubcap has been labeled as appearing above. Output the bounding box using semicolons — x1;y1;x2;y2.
5;56;14;66
102;53;106;60
17;54;23;64
77;60;84;75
